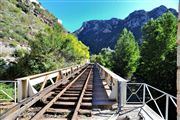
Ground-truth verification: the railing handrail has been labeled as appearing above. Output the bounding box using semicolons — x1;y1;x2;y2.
15;64;82;81
127;82;176;99
14;63;87;101
0;80;17;82
97;63;128;82
126;82;177;120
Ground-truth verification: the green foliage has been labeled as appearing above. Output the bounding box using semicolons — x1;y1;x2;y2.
0;0;90;79
14;48;28;57
5;25;89;79
90;55;99;63
0;0;50;45
92;30;140;79
100;48;113;68
113;28;140;79
62;34;90;63
136;12;177;93
10;27;64;76
9;41;18;47
0;59;6;77
90;48;113;69
0;83;14;100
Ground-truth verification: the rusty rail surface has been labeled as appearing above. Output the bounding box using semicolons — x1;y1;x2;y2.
0;64;93;120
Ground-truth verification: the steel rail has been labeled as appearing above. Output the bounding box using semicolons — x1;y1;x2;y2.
71;67;92;120
31;66;90;120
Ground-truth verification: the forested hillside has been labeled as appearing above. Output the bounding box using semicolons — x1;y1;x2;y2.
0;0;89;79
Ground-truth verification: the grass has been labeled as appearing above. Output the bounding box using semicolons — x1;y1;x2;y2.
0;83;15;101
0;0;51;45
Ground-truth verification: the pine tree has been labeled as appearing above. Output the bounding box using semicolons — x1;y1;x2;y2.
113;28;140;79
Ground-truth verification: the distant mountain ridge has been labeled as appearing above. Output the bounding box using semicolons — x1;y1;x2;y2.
74;5;178;54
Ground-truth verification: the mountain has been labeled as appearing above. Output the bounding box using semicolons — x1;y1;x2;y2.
74;5;178;54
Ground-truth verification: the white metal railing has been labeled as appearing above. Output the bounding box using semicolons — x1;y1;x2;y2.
126;83;177;120
0;80;17;103
96;63;176;119
16;64;87;101
96;63;127;104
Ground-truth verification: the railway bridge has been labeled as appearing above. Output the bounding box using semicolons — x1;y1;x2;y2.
0;63;177;120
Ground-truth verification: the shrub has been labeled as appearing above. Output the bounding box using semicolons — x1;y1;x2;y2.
9;41;18;47
14;48;27;57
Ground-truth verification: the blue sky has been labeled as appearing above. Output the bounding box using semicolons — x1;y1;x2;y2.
39;0;178;32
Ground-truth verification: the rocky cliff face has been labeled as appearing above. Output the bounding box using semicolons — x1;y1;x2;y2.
74;5;178;54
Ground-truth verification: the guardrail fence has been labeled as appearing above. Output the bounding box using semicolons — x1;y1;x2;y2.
16;64;86;101
96;63;177;120
126;83;177;120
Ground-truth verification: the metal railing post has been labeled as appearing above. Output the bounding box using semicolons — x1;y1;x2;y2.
143;84;146;105
165;95;169;120
118;81;121;112
14;81;17;103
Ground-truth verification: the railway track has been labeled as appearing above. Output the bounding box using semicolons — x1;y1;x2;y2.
1;65;93;120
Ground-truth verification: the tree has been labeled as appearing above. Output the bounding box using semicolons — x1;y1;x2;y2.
90;55;98;63
5;24;90;79
90;48;113;69
136;12;177;93
62;34;89;64
98;48;114;69
113;28;140;79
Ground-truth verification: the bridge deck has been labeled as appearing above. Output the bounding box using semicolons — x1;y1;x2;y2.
92;65;115;108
